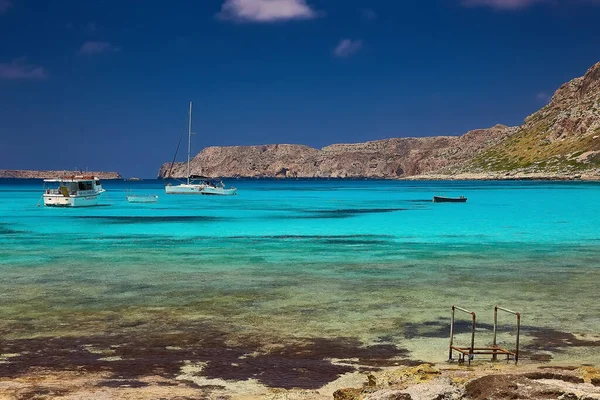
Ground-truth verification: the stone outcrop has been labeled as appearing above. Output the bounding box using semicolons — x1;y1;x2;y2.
159;61;600;180
0;170;122;179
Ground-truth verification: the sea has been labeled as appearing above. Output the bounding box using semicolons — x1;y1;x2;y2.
1;178;599;389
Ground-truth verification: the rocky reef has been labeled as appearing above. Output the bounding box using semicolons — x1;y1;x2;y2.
159;61;600;180
0;170;122;179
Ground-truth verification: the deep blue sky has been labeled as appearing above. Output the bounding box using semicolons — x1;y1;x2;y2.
1;0;599;177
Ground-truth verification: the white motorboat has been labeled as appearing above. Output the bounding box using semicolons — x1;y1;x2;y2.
43;175;106;207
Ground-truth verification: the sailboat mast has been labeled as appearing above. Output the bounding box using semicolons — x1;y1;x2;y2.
187;101;192;185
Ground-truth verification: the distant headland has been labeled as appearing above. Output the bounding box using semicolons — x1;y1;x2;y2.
0;170;122;180
159;61;600;181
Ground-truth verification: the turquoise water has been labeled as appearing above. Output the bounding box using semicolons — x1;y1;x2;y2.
1;179;600;383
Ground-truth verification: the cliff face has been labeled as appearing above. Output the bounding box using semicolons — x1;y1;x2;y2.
159;126;515;179
0;170;122;179
159;61;600;179
463;61;600;175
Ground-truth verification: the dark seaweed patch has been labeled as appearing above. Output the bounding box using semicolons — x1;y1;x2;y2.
83;216;229;224
321;238;394;246
0;322;413;390
0;223;26;235
269;208;408;220
227;234;396;242
310;208;407;217
526;327;600;352
403;319;494;340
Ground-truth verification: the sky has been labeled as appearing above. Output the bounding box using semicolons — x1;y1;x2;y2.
1;0;600;178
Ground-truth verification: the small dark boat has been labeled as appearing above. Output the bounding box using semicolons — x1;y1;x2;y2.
433;195;467;203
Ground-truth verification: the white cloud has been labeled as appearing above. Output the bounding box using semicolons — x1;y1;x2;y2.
0;58;48;80
333;39;363;58
217;0;318;22
0;0;12;14
79;41;120;55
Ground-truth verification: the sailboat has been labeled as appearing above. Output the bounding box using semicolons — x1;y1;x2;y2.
165;102;237;196
165;102;209;195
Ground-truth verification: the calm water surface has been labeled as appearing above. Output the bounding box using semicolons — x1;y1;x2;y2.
1;179;599;383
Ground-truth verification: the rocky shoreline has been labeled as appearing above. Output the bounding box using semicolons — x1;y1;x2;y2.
0;169;122;179
401;172;600;181
1;362;599;399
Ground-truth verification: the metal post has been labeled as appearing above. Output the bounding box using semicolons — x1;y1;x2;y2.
469;312;476;365
449;306;455;361
515;312;520;364
492;306;498;361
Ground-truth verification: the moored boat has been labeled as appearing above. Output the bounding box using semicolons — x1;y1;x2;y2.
126;194;159;203
433;195;467;203
164;102;238;196
201;179;237;196
165;102;208;195
43;175;106;207
165;175;209;194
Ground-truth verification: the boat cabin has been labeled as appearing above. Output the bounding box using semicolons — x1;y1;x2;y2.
44;176;103;196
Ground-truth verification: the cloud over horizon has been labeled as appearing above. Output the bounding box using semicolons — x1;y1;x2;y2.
333;39;363;58
217;0;318;22
79;41;120;55
0;58;48;80
0;0;12;14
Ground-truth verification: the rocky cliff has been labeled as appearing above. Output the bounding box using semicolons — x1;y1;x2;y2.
159;126;515;179
159;61;600;180
0;170;122;179
458;61;600;176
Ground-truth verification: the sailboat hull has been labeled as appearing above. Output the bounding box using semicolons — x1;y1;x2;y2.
201;187;237;196
165;184;206;194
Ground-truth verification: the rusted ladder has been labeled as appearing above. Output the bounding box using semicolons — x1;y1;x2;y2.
448;305;521;365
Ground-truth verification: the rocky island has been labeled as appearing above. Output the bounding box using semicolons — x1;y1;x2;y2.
0;170;122;180
159;61;600;181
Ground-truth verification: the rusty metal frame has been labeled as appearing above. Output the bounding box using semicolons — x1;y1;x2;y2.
448;305;476;365
492;306;521;363
449;305;521;365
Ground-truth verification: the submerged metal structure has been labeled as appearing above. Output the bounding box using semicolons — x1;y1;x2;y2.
448;305;521;365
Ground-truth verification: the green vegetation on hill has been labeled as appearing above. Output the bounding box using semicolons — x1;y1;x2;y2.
468;62;600;175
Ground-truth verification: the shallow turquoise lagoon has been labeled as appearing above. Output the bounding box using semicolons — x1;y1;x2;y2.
1;179;600;369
